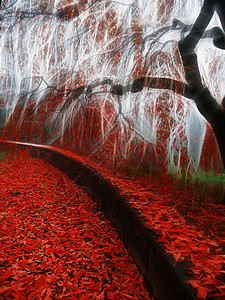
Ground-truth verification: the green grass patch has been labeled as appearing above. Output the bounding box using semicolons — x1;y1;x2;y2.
173;170;225;186
193;172;225;185
117;161;225;204
172;170;225;204
0;151;7;160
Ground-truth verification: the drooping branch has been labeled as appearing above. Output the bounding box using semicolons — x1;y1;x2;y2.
46;76;193;115
0;0;97;30
88;77;191;98
173;18;225;49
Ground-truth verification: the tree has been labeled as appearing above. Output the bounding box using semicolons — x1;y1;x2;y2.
1;0;225;183
178;0;225;170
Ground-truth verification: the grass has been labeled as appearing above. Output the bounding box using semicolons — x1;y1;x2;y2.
117;162;225;238
171;170;225;204
117;162;225;204
0;151;6;160
192;171;225;185
174;174;225;204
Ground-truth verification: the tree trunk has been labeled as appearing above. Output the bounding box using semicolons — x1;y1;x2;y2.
178;0;225;203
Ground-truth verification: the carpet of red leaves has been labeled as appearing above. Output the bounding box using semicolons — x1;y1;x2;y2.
93;173;225;299
0;155;151;299
48;147;224;300
124;174;225;300
1;144;225;299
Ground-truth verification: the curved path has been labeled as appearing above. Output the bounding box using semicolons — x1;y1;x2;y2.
0;155;150;299
3;141;224;299
0;141;198;300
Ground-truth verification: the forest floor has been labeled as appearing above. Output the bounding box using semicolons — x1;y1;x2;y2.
0;150;225;299
118;166;225;241
86;159;225;300
0;155;151;299
113;166;225;299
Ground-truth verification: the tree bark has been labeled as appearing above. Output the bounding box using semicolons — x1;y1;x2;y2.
178;0;225;203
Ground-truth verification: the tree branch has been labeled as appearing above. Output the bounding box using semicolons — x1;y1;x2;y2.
179;0;214;51
177;0;224;125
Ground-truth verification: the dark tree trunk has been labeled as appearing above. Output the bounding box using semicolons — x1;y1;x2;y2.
178;44;225;170
195;88;225;171
178;0;225;203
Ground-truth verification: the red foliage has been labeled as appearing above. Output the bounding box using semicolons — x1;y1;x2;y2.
43;146;224;299
2;79;222;174
0;155;151;299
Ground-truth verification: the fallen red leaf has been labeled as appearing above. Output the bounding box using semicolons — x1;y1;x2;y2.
197;286;208;299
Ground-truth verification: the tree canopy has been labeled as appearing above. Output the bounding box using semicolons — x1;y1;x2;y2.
0;0;225;173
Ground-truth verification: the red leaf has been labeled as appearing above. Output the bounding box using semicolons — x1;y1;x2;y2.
174;252;182;261
197;286;208;299
218;285;225;290
188;280;200;289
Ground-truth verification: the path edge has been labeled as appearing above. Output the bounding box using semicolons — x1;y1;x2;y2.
1;141;196;300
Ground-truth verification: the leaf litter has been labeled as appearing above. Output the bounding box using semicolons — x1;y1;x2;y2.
0;154;151;299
